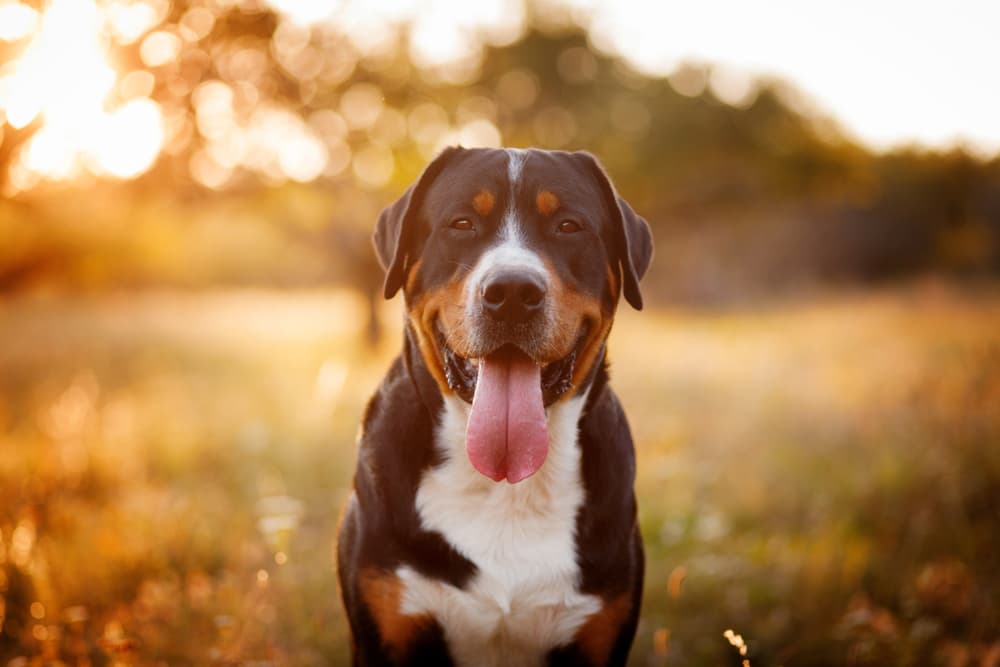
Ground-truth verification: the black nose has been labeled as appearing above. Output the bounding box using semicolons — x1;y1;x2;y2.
481;271;547;323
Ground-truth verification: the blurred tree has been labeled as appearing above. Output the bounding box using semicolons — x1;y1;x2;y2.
0;0;997;304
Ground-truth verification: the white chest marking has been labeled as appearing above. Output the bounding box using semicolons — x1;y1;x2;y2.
401;394;599;667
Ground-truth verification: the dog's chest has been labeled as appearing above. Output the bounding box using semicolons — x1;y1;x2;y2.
398;396;599;667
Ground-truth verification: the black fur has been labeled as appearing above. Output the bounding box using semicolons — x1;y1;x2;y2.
338;147;651;666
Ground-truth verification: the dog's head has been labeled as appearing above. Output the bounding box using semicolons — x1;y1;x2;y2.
374;147;652;482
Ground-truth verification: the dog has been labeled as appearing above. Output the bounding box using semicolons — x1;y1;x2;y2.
337;147;652;667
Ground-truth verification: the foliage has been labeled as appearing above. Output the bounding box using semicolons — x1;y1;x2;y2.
1;3;998;303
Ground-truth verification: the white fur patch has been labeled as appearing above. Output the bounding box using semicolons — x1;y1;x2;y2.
506;147;527;185
462;238;552;353
501;148;528;244
399;393;598;667
466;150;545;333
464;242;548;302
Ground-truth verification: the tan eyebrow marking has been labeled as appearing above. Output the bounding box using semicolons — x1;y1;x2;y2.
472;190;495;217
536;190;560;217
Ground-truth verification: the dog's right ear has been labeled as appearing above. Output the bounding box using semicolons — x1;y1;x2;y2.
571;151;653;310
374;147;462;299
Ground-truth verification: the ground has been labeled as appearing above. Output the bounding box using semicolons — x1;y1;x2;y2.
1;282;998;666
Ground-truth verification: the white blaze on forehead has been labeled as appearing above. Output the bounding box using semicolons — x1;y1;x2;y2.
501;148;528;243
506;147;527;184
461;147;551;353
462;237;553;355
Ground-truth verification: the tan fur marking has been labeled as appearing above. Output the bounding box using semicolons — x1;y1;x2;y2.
408;256;616;400
544;259;612;395
575;594;632;665
405;258;423;295
536;190;560;217
571;316;613;391
472;190;496;217
408;277;469;395
358;569;434;660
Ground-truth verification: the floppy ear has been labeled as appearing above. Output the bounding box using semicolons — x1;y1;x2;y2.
373;147;462;299
573;152;653;310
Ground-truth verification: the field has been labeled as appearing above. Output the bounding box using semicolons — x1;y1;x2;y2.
1;283;999;666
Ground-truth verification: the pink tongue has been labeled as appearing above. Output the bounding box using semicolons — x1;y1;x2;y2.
466;347;549;483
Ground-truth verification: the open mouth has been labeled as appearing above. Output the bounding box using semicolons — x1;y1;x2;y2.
433;320;589;484
436;323;585;407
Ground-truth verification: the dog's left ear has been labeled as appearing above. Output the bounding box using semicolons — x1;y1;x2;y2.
374;146;462;299
573;152;653;310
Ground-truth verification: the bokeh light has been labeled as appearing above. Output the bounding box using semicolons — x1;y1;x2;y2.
579;0;1000;152
89;98;165;178
265;0;339;25
0;0;164;192
140;29;183;67
458;118;502;148
339;82;384;130
352;143;394;188
177;7;215;42
1;3;999;667
104;0;165;44
0;0;996;200
0;2;39;41
495;68;539;110
708;64;759;108
1;0;115;130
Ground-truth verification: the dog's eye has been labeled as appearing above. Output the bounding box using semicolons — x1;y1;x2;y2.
557;219;582;234
450;219;474;232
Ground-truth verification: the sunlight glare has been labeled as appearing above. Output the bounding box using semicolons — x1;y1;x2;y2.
266;0;339;25
89;98;165;178
580;0;1000;153
1;0;114;130
0;0;166;189
278;130;328;183
104;0;163;45
187;99;331;187
410;15;477;69
409;0;524;69
0;3;39;42
22;125;78;178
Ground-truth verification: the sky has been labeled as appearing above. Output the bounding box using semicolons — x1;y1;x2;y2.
254;0;1000;155
1;0;997;193
578;0;1000;154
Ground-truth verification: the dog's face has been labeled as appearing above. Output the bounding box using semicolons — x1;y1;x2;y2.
374;147;652;482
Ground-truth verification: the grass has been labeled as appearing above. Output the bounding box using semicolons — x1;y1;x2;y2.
1;283;998;666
